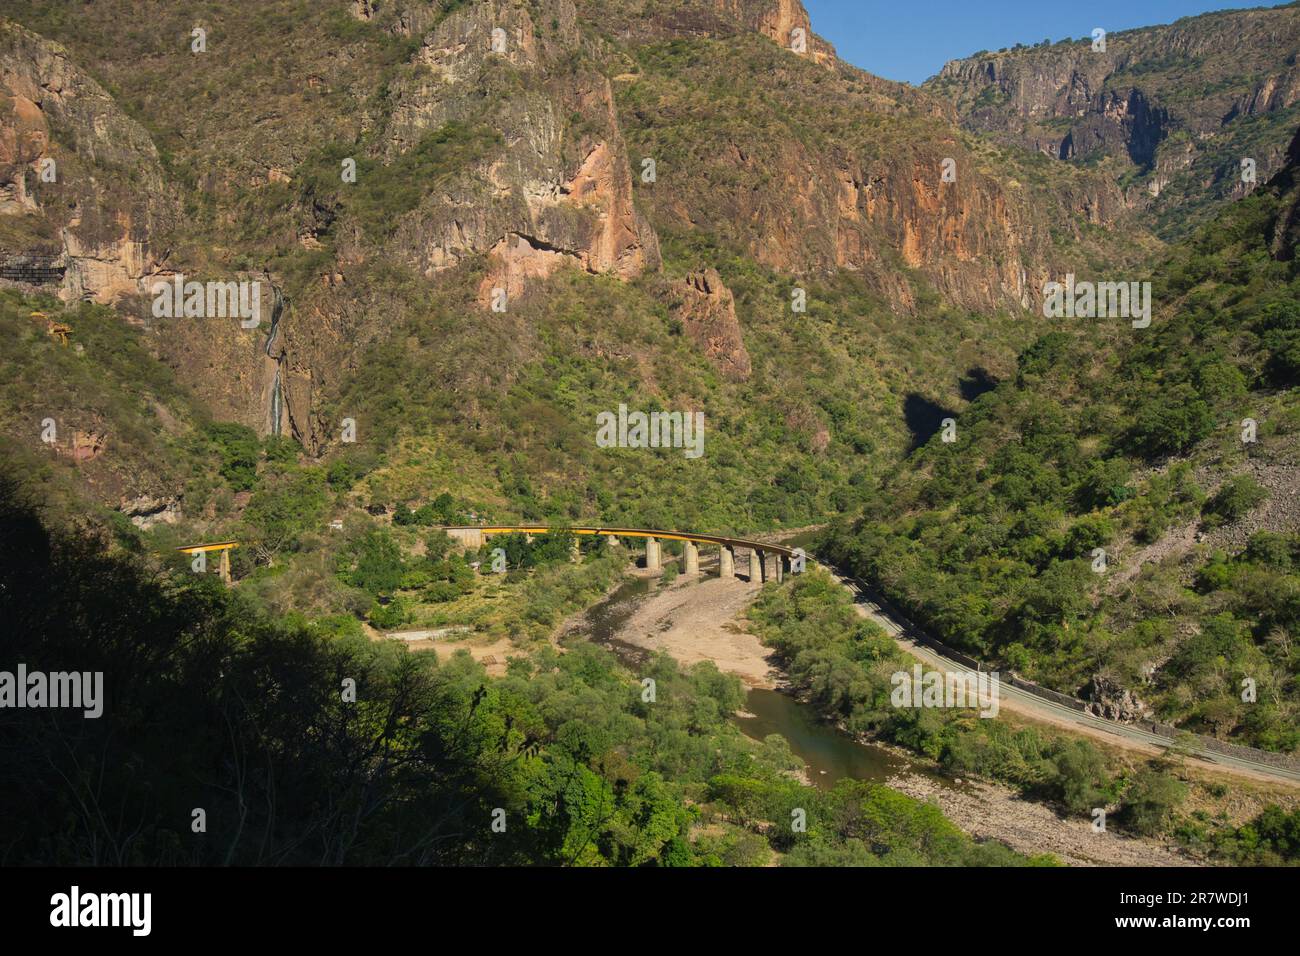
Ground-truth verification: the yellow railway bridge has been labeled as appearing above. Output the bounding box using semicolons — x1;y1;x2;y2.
440;526;802;583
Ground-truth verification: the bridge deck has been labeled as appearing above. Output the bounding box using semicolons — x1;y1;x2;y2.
175;542;240;554
440;526;797;557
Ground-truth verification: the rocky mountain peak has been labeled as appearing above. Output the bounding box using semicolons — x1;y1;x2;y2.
926;4;1300;237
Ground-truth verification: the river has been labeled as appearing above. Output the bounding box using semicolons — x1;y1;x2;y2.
559;539;1188;865
565;549;927;791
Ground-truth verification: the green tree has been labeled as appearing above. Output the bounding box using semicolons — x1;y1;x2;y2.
1044;740;1109;814
1075;459;1134;511
1118;769;1187;836
205;422;260;491
1202;475;1268;528
244;467;328;562
368;596;407;629
1127;386;1214;458
425;529;454;563
342;528;406;596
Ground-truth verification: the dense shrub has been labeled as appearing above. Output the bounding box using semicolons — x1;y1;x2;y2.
1202;474;1268;527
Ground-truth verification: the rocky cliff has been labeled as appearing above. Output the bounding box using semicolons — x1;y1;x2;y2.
381;0;660;303
605;0;1133;313
1265;123;1300;260
926;4;1300;238
0;0;1156;501
0;20;174;303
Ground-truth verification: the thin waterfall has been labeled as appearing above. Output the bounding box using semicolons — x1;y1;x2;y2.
270;365;283;438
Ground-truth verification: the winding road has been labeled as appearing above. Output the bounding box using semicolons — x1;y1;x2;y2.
828;570;1300;787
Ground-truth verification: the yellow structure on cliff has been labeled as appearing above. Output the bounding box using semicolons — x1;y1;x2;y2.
176;542;239;586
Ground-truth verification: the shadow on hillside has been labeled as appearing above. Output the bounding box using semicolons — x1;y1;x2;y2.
903;393;958;452
959;366;999;402
905;368;999;451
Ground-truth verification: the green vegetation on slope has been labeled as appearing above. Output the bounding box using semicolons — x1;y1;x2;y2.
0;476;1042;867
0;2;1147;549
0;290;211;525
748;571;1299;859
749;573;1168;832
822;138;1300;752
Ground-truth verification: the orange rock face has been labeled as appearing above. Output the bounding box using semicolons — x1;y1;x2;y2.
673;268;752;382
0;21;173;302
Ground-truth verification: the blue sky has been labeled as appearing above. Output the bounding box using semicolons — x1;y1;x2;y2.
802;0;1294;84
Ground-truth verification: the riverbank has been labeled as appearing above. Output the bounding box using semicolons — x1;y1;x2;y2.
884;769;1192;867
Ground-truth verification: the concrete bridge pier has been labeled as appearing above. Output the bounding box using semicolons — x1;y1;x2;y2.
448;528;484;549
607;534;619;549
720;545;735;579
748;548;763;585
645;536;662;572
778;555;790;582
571;538;581;563
683;540;699;575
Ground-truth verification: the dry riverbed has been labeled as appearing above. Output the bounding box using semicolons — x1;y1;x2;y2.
613;572;781;688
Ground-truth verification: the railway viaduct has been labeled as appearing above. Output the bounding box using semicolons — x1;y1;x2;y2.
440;526;802;583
